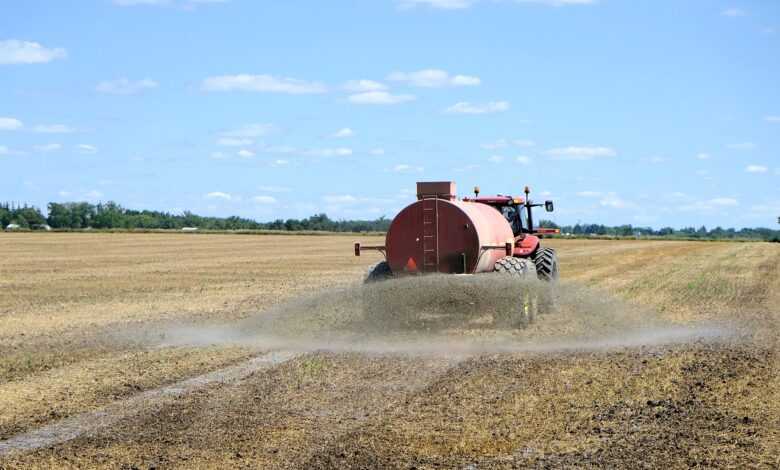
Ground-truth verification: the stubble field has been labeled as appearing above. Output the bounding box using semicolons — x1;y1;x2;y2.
0;233;778;468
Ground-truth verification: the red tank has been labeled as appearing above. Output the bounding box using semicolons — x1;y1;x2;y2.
384;182;514;274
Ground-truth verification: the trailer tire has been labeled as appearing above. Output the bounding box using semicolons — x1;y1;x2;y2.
533;247;559;282
493;256;535;327
364;260;393;284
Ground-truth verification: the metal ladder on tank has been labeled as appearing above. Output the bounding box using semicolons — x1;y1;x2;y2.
421;197;439;273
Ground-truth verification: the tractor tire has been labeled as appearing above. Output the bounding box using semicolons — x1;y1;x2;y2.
364;260;393;284
533;247;559;282
493;256;532;277
493;256;535;327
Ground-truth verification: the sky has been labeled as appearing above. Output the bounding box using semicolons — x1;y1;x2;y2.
1;0;779;229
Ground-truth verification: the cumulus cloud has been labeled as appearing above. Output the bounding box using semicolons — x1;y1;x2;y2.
348;91;415;105
96;78;158;95
324;195;358;204
210;151;229;160
577;191;601;197
0;146;10;155
516;155;532;165
696;153;711;160
33;124;76;133
546;146;616;160
746;165;768;173
488;155;505;163
237;149;255;158
252;195;277;204
369;148;386;156
481;138;534;149
343;80;387;92
444;101;509;114
202;74;326;94
387;69;480;88
0;117;23;130
84;190;104;200
77;144;98;154
0;39;67;65
205;191;231;200
765;115;780;122
599;193;635;209
721;7;745;17
332;127;354;138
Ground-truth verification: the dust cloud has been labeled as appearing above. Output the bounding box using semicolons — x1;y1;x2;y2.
157;274;733;356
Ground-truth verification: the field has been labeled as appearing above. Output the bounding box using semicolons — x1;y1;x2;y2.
0;233;778;468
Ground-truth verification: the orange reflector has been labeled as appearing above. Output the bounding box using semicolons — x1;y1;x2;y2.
405;257;418;272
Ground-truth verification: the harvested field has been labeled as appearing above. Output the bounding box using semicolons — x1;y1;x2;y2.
0;233;778;468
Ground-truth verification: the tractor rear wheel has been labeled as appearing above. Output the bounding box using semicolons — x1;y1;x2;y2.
533;247;559;282
364;260;393;284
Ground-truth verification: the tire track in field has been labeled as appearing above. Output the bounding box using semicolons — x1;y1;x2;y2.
0;350;298;457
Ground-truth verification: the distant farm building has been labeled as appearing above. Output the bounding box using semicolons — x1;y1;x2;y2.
181;227;199;232
5;223;22;231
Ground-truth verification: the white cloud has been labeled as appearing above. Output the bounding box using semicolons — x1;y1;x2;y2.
205;191;231;200
272;159;289;166
445;101;509;114
202;74;326;94
546;146;616;160
114;0;228;6
0;40;67;65
369;148;386;156
599;193;635;209
721;8;745;17
727;142;755;150
221;123;275;138
516;155;532;165
217;137;253;147
387;69;480;88
84;190;104;200
710;197;738;206
348;91;415;105
33;124;76;133
0;117;23;130
33;143;62;152
746;165;768;173
765;115;780;122
96;78;158;95
343;80;387;92
252;195;277;204
393;163;424;172
332;127;354;138
577;191;601;197
644;155;667;164
237;149;255;158
696;153;711;160
303;147;353;157
77;144;97;154
0;146;9;155
398;0;474;9
488;155;505;163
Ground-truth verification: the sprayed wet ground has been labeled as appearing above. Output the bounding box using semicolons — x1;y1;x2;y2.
0;234;778;468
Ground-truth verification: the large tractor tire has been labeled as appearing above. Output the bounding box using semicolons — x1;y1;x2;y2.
493;256;536;327
533;247;559;282
364;260;393;283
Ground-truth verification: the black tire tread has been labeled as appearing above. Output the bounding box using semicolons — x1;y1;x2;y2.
364;261;393;283
533;247;559;282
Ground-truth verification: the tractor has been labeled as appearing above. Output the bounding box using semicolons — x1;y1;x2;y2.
354;181;560;327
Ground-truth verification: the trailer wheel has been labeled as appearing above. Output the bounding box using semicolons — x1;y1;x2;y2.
364;260;393;283
533;248;559;282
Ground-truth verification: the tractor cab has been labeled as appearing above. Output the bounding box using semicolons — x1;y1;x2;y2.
462;186;556;238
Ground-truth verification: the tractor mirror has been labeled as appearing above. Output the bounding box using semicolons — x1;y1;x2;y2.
545;200;554;212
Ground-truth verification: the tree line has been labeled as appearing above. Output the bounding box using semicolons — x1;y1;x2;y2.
0;202;391;232
1;202;778;240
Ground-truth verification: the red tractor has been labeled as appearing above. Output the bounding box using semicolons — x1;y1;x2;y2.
355;181;559;283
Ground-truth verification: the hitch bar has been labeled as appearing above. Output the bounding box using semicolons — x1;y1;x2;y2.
354;242;386;257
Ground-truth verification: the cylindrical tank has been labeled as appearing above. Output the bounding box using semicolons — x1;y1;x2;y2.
385;198;514;275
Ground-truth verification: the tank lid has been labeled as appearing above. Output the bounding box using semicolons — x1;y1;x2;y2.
416;181;456;200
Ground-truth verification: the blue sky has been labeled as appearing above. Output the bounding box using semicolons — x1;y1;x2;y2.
1;0;778;228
